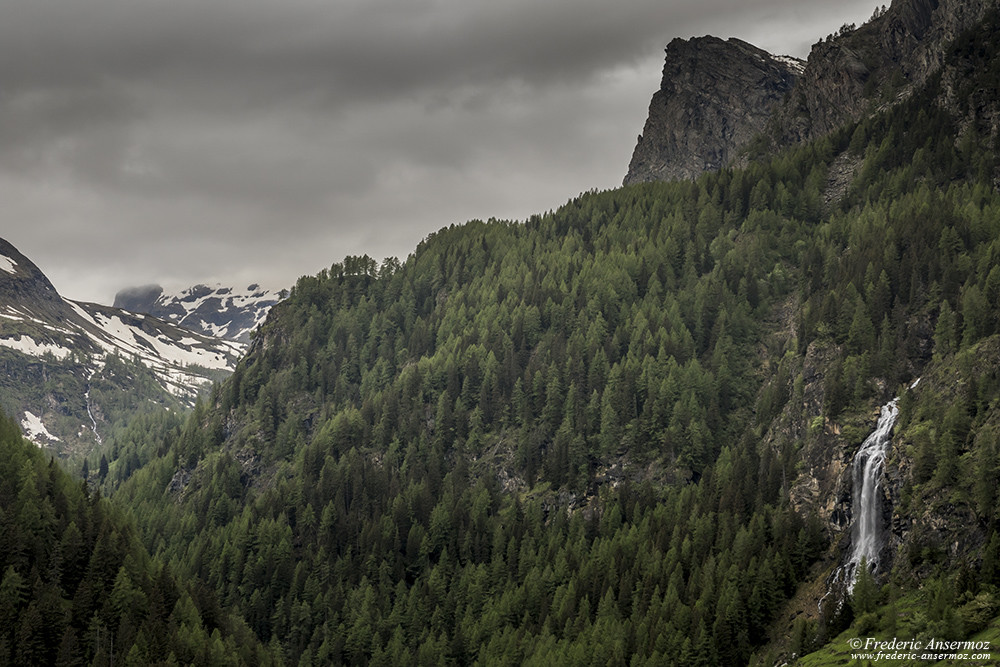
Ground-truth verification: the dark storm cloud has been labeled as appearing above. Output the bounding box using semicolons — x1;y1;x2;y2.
0;0;878;302
0;0;867;98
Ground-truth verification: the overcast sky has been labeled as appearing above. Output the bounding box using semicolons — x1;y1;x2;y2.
1;0;878;304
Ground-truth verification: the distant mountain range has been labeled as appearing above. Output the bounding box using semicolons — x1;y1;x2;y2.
114;282;284;343
0;237;249;455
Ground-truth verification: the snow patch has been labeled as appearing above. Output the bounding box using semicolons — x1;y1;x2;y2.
150;282;281;341
86;309;237;371
65;300;243;401
0;335;74;360
202;321;231;339
773;54;806;73
22;411;60;445
0;255;16;274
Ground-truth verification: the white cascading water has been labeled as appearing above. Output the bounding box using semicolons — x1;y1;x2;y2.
85;368;103;445
819;381;920;614
844;397;900;591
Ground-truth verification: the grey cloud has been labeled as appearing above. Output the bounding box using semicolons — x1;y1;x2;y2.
0;0;871;101
0;0;879;302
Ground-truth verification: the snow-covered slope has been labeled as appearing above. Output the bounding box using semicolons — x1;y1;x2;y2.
64;300;243;396
115;283;282;343
0;237;245;455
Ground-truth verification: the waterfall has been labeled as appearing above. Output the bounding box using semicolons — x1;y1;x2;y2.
85;369;103;446
819;384;920;615
844;397;900;591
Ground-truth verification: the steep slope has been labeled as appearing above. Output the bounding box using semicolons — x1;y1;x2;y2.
0;238;244;457
115;282;282;343
624;36;802;184
0;408;273;665
99;5;1000;666
110;192;823;664
771;0;993;146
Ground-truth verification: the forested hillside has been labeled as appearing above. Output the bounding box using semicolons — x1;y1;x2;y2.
0;409;272;666
88;22;1000;665
26;5;1000;666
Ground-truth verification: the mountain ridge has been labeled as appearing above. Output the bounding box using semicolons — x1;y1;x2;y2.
626;0;995;184
114;282;282;343
0;237;244;456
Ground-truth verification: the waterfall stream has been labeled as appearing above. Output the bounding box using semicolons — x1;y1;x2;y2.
843;397;899;591
820;382;921;615
85;369;103;446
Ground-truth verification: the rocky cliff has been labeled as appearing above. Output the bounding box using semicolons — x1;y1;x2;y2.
624;36;802;184
626;0;993;183
774;0;992;145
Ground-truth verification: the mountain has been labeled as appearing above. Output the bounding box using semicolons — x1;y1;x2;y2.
772;0;993;145
624;36;803;184
114;283;283;343
0;238;244;456
106;14;1000;658
627;0;995;184
18;2;1000;665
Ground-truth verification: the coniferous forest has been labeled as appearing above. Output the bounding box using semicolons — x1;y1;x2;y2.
6;6;1000;667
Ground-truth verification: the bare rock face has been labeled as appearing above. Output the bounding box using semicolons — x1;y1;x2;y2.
625;0;993;184
775;0;991;144
0;238;66;319
623;37;803;185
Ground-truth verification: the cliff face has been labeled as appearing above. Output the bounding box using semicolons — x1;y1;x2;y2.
0;238;65;319
626;0;992;184
623;37;802;185
776;0;991;144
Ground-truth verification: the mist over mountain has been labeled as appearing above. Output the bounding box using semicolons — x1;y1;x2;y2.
114;282;282;344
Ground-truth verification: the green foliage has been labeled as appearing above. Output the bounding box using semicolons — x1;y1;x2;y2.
109;156;839;663
850;558;879;618
49;12;1000;664
0;408;273;666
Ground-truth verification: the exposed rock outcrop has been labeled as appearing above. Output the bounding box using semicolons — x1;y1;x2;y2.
774;0;992;144
0;238;66;318
626;0;994;184
624;37;802;185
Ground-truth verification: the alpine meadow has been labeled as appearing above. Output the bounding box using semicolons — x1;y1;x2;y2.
4;1;1000;665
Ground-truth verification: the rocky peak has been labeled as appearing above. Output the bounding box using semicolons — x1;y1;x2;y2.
626;0;992;184
623;36;802;185
0;238;65;317
774;0;990;144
